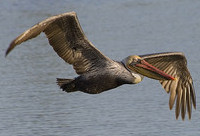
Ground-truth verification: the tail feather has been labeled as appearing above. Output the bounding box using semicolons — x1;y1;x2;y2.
57;78;77;92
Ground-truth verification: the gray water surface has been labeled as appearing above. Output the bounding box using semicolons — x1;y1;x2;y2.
1;0;200;136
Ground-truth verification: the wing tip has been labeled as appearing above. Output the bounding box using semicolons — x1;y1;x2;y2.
5;49;9;57
5;41;16;57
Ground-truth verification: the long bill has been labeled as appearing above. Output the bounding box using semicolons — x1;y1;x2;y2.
128;60;175;81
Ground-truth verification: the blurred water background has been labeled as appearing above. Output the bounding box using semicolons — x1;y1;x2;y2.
0;0;200;136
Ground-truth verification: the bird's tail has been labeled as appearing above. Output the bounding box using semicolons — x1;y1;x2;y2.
57;78;77;93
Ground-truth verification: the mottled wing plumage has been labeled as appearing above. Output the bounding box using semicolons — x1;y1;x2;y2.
140;52;196;120
6;12;111;74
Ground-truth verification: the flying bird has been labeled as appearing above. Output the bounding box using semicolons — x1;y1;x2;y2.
6;12;196;120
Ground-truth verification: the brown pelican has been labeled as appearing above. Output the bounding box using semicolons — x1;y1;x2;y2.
6;12;196;120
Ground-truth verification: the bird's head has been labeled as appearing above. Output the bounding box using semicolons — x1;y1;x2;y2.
123;55;175;81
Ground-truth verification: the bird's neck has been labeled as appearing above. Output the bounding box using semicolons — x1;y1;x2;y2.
121;58;144;84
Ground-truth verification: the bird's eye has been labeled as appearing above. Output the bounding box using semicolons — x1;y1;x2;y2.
129;55;142;65
133;58;138;63
137;58;141;63
132;57;142;64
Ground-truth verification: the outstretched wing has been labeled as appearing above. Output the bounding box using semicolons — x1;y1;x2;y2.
140;52;196;120
6;12;111;74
